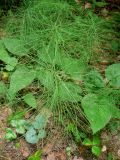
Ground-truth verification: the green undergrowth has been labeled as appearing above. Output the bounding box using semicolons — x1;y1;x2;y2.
0;0;120;155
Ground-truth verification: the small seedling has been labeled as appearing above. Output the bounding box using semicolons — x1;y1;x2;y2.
25;115;47;144
28;150;42;160
82;135;101;157
67;123;87;143
66;147;71;157
15;142;20;149
5;128;17;141
5;113;47;144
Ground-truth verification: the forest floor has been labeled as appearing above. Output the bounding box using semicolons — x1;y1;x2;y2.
0;106;120;160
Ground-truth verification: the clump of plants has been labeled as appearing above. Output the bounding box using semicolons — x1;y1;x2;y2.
5;111;49;144
0;0;120;157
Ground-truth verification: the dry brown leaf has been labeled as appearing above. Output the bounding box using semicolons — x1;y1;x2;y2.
41;157;47;160
24;111;31;119
19;139;31;158
43;143;54;155
0;29;6;37
101;8;108;17
75;0;81;4
0;107;12;121
118;149;120;157
47;152;55;160
102;145;107;152
55;151;66;160
84;3;92;9
73;156;84;160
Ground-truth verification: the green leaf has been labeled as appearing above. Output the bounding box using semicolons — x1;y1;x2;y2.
105;63;120;87
93;135;101;145
92;146;101;157
0;40;18;71
0;40;10;62
33;115;47;129
82;138;93;146
58;81;82;102
5;128;17;140
23;93;37;108
5;57;18;71
25;127;38;144
11;119;26;127
16;126;25;134
84;70;104;92
0;81;7;95
37;68;54;90
3;38;28;56
28;150;42;160
38;129;46;139
81;94;112;134
10;119;26;134
8;66;36;99
61;57;86;80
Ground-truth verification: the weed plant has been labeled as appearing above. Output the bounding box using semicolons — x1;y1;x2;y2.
0;0;119;146
6;0;111;60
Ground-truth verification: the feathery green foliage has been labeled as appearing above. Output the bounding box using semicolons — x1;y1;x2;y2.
0;0;119;148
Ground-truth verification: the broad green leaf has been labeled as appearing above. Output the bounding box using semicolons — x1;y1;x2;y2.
0;40;10;62
8;66;36;99
10;119;26;134
5;57;18;71
0;81;6;95
83;138;93;146
84;70;104;92
3;38;28;56
61;57;86;80
23;93;37;108
10;119;26;127
0;40;18;71
92;146;101;157
16;126;25;134
5;128;17;140
38;129;46;139
25;127;38;144
37;68;54;90
0;45;10;62
93;135;101;145
28;150;42;160
81;94;112;134
58;81;82;102
33;115;47;129
105;63;120;87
